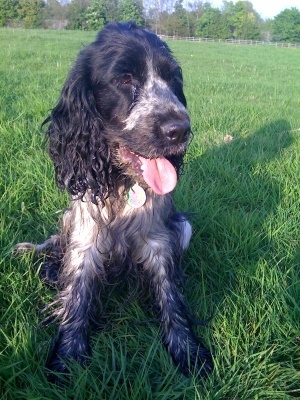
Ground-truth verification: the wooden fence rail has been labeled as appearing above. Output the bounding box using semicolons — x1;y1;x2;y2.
159;35;300;48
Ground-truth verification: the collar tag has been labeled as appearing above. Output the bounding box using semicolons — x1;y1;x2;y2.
128;183;146;208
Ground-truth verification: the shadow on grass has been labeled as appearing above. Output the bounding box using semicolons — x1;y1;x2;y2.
181;118;293;276
177;118;300;392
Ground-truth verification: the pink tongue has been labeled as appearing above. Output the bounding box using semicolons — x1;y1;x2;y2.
139;156;178;195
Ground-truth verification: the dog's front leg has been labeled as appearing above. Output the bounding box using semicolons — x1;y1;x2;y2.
141;236;213;377
46;202;104;376
46;249;104;376
46;258;98;375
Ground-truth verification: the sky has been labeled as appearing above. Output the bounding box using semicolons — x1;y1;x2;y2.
209;0;300;19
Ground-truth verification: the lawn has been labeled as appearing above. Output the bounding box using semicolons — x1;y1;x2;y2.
0;28;300;399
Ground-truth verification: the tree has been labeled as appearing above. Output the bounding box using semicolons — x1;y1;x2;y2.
168;0;190;36
18;0;44;28
85;0;106;30
187;1;204;21
186;1;204;36
0;0;19;26
261;18;272;41
196;3;222;38
272;7;300;42
144;0;174;35
43;0;67;29
102;0;119;22
119;0;144;25
65;0;89;30
221;1;261;39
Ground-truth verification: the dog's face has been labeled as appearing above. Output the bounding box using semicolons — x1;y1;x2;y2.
86;23;191;195
47;22;191;200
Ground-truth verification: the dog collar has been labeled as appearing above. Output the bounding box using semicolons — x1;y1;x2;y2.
128;183;146;208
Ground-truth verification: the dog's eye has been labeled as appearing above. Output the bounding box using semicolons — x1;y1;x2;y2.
120;74;133;85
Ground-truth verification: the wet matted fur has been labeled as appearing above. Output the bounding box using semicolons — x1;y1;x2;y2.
16;21;213;378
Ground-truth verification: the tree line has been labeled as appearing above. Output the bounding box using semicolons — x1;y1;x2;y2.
1;0;300;43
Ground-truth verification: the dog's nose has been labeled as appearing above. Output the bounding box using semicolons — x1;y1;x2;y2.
162;121;191;145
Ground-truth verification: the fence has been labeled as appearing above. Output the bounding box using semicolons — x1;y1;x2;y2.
159;35;300;48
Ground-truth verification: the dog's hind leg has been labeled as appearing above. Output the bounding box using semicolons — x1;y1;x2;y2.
15;235;64;286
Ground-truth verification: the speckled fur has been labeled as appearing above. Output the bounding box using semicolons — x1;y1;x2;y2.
16;21;212;379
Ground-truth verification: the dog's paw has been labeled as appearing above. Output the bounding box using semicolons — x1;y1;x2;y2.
45;353;70;385
166;335;213;378
46;352;69;375
45;329;91;381
186;344;213;378
39;260;61;287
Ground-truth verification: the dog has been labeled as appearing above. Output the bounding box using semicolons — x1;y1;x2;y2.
16;21;213;378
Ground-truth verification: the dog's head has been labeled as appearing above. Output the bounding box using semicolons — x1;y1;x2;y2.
45;22;191;203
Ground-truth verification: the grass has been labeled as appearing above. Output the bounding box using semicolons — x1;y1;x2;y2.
1;28;300;399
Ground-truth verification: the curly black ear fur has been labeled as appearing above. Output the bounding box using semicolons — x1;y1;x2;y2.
44;52;113;204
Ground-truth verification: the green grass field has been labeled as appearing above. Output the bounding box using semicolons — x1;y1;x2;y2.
0;28;300;399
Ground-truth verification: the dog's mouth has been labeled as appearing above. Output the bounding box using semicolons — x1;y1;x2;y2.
119;146;178;195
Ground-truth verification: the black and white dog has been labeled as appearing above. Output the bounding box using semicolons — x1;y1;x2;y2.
17;22;212;378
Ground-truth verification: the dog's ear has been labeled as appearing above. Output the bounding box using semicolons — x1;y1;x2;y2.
44;54;112;204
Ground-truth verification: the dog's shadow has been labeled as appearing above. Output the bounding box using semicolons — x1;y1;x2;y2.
175;119;294;319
